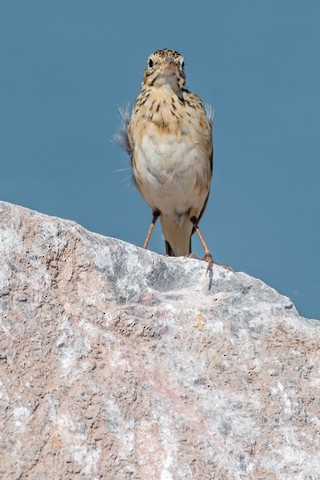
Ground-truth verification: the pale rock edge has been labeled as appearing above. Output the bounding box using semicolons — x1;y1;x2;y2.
0;201;319;480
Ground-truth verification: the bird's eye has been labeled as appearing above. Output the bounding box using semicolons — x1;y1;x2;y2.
148;58;154;68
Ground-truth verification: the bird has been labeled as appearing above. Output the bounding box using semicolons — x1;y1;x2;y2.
117;48;216;265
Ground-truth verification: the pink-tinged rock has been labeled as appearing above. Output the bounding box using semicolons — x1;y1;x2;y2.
0;201;319;479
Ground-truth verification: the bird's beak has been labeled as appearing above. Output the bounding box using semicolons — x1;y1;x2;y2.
161;57;176;76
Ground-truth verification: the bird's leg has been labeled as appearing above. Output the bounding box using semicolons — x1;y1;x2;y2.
190;216;213;266
190;216;233;271
143;210;160;249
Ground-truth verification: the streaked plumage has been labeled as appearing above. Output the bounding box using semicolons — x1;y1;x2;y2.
119;49;214;258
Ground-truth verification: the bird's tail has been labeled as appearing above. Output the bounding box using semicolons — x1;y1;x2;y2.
161;215;193;257
165;238;192;256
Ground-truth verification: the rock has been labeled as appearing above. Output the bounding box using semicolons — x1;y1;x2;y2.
0;201;319;480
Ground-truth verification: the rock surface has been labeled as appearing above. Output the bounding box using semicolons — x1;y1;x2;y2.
0;201;319;480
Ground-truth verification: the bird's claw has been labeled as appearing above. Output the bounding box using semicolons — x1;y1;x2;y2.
203;252;233;272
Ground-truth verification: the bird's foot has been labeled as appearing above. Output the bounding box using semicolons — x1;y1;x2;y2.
203;251;233;273
184;253;199;260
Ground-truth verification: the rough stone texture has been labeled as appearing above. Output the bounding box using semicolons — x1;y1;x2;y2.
0;201;319;480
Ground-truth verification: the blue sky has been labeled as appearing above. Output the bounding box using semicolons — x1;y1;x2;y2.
1;1;319;319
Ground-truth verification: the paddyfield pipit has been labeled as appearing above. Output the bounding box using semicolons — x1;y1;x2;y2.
117;48;218;265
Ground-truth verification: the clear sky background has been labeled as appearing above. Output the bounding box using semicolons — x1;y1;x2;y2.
1;1;319;319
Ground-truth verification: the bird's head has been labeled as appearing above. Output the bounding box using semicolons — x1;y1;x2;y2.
142;49;186;92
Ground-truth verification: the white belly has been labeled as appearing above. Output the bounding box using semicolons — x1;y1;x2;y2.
133;131;210;217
